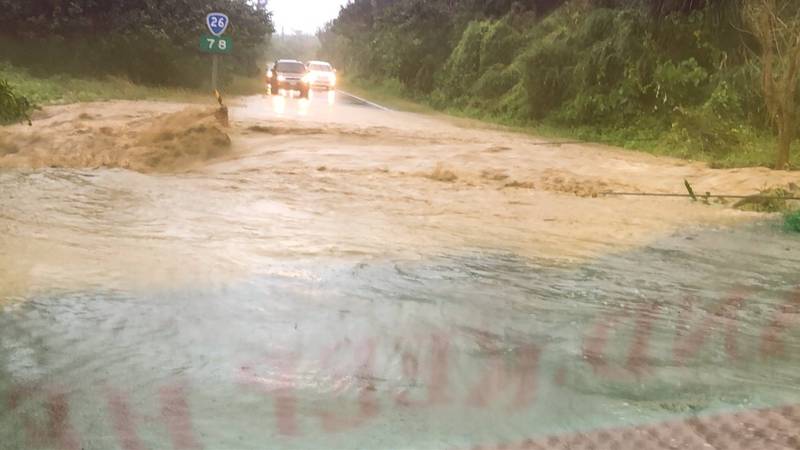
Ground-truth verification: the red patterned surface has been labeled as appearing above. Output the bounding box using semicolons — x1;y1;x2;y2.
452;404;800;450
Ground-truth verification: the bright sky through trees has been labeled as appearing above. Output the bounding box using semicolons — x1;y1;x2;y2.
269;0;349;34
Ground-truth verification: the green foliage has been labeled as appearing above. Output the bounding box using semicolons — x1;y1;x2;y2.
479;21;522;71
474;64;519;100
320;0;799;168
436;21;488;102
0;78;33;124
0;64;264;108
434;18;525;105
0;0;273;89
522;38;575;120
785;210;800;233
666;106;739;156
652;58;709;108
734;187;798;212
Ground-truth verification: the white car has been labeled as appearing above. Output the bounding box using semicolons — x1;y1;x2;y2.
305;60;337;90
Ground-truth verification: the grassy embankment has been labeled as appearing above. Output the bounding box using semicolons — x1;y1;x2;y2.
339;75;800;234
786;210;800;232
323;2;796;171
0;63;264;124
340;73;780;169
344;73;800;230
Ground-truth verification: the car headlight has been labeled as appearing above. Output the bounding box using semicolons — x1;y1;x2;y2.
330;74;336;85
303;74;315;83
277;74;286;82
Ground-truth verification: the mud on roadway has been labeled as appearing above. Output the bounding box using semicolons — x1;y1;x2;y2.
1;96;796;269
1;94;800;450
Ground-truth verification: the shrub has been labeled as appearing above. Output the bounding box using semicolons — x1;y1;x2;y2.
0;79;33;124
666;106;740;156
521;39;575;119
495;80;530;119
438;21;488;99
479;20;522;71
786;210;800;233
734;187;797;212
652;58;709;109
0;36;234;90
0;0;272;89
473;63;519;99
321;0;799;167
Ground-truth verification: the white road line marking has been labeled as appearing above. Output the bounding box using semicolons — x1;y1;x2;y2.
336;90;394;112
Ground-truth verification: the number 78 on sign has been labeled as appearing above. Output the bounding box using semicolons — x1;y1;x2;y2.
200;35;232;53
200;12;232;53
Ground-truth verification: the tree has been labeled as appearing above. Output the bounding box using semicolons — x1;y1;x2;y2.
0;0;274;87
745;0;800;169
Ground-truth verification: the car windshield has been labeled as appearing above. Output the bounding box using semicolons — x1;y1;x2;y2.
275;61;306;73
309;63;332;72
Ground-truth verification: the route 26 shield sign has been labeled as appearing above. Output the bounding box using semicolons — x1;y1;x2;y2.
206;13;229;37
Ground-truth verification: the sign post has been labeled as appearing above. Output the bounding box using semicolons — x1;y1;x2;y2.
202;13;231;92
212;54;219;91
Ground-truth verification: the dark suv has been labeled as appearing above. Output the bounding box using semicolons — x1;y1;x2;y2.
267;59;310;98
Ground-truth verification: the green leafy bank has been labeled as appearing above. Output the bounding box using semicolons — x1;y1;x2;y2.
0;1;275;123
786;210;800;233
0;0;273;90
320;0;800;169
0;78;32;124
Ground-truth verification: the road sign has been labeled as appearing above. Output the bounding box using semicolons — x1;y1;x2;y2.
200;35;232;54
203;13;230;93
206;13;229;36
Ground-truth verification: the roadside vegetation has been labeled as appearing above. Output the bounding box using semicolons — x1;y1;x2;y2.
0;78;32;124
0;1;272;89
0;1;272;123
319;0;800;169
0;65;199;107
786;210;800;232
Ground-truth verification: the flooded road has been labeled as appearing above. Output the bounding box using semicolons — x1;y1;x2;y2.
1;91;800;449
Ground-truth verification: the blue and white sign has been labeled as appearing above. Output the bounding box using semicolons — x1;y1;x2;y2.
206;13;230;37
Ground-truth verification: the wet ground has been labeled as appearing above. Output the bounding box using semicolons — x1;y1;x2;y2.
1;91;799;449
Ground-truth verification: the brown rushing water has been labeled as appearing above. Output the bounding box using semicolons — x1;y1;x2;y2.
0;92;799;449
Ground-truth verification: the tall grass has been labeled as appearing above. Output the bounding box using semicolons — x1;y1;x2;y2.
786;210;800;233
0;78;33;124
323;3;796;169
0;64;264;109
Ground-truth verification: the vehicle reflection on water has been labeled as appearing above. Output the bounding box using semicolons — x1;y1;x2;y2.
267;88;335;117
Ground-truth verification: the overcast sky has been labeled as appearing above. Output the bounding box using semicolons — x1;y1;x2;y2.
269;0;350;34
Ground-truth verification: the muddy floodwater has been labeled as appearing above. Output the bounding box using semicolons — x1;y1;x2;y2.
1;92;799;449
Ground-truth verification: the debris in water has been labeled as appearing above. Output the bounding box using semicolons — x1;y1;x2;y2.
504;180;536;189
481;169;509;181
734;184;800;212
426;163;458;182
684;179;697;201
